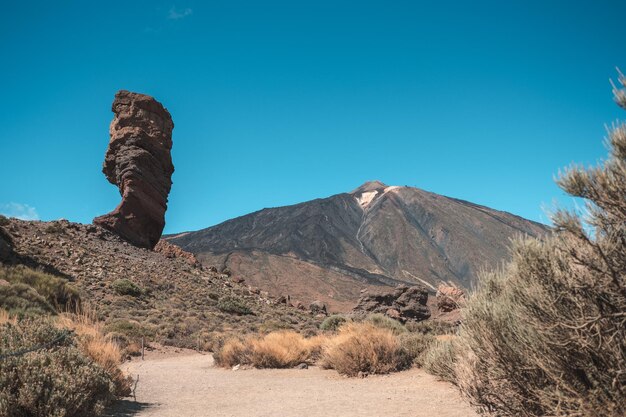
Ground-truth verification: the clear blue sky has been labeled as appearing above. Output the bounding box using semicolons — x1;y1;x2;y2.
1;1;624;233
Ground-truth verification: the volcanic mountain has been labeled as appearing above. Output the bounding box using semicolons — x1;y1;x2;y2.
167;181;548;311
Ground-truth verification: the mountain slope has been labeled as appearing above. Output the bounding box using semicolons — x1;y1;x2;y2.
167;181;548;311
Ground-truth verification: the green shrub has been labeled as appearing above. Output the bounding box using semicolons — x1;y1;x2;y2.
217;296;252;315
0;215;8;226
0;265;80;312
399;332;435;367
0;282;55;316
455;72;626;416
105;319;155;341
111;278;143;297
422;339;457;383
366;313;406;335
0;318;117;417
320;314;347;331
405;320;457;336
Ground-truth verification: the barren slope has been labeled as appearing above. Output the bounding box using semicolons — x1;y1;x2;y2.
168;181;548;311
0;218;319;348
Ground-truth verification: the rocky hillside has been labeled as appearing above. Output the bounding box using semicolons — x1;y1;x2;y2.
0;218;319;349
167;181;548;311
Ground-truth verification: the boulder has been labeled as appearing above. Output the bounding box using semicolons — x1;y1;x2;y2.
309;300;327;315
93;90;174;249
353;285;430;322
436;284;465;312
154;240;200;267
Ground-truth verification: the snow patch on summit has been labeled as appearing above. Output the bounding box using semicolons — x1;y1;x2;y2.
356;191;379;208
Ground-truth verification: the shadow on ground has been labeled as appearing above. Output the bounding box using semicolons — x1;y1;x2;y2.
105;400;154;417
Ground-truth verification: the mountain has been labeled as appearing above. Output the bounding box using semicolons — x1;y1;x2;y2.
166;181;548;311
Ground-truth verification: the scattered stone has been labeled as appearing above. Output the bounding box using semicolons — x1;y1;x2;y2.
232;364;240;371
357;371;369;378
295;363;308;369
93;90;174;249
154;240;201;267
385;308;402;320
353;285;430;322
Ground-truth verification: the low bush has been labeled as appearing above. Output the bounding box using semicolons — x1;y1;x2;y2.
214;331;326;368
0;317;118;417
0;282;55;316
405;320;457;336
366;313;407;335
105;319;156;341
320;322;411;376
57;313;132;396
454;73;626;416
320;314;348;331
399;332;435;367
0;265;80;313
0;215;9;226
111;278;143;297
422;338;457;383
217;296;252;315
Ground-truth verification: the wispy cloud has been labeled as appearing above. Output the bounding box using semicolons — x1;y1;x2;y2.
168;6;193;20
0;202;39;221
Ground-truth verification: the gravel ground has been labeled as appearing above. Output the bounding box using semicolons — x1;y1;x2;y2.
107;349;478;417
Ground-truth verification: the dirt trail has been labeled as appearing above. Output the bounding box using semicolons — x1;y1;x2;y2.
108;350;478;417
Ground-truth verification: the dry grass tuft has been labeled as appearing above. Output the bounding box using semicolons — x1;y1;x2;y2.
57;311;132;396
320;322;411;376
215;331;328;368
0;309;16;325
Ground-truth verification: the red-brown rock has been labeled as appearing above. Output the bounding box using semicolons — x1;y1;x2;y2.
93;90;174;249
436;284;465;312
154;240;200;267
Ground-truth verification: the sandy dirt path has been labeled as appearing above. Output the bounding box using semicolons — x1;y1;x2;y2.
107;350;477;417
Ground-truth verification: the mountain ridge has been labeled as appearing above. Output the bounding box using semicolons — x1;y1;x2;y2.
166;181;548;311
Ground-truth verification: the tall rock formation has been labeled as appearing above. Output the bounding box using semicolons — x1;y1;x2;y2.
94;90;174;249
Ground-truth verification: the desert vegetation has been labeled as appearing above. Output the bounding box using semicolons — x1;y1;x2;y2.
0;264;132;415
444;73;626;416
215;313;456;377
0;265;80;316
0;311;131;417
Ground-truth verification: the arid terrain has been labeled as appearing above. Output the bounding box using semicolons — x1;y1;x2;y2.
108;347;477;417
0;218;320;349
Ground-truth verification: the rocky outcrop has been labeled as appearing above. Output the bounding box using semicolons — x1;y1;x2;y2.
436;284;465;312
93;90;174;249
353;285;430;322
154;240;200;268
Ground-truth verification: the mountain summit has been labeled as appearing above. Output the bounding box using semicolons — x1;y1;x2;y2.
167;182;548;311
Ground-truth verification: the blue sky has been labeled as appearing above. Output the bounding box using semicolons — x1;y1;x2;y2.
1;1;625;233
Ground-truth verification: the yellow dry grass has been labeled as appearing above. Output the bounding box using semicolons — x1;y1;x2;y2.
320;322;410;376
57;311;132;396
0;309;16;325
216;331;329;368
